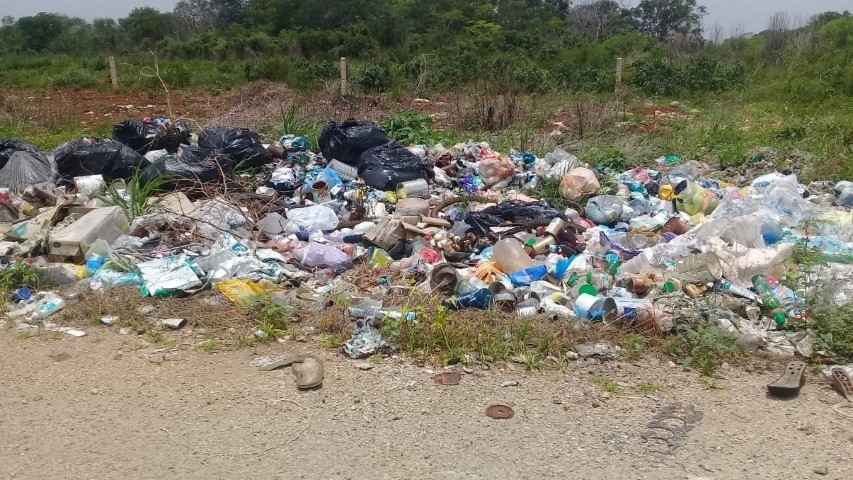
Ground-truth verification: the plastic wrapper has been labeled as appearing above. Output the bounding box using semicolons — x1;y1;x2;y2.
343;318;390;359
358;142;431;191
319;120;390;166
136;254;203;297
292;242;350;268
464;200;564;236
559;167;600;200
284;205;339;233
215;279;277;306
53;138;145;186
478;154;515;186
198;127;272;169
112;118;190;154
140;146;234;191
0;151;57;190
584;195;625;227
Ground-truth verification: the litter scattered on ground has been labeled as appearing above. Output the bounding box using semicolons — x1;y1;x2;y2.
1;116;853;396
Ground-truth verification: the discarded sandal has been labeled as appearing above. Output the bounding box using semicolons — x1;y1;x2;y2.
831;368;853;403
767;361;806;398
291;356;324;389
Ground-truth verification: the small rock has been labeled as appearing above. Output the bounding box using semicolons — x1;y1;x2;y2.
813;466;828;476
137;305;155;316
462;367;474;374
745;365;755;373
667;360;677;368
480;364;490;371
699;464;714;473
553;398;563;405
113;353;123;361
591;401;601;408
601;392;611;399
575;341;621;360
294;334;308;343
682;367;692;372
21;399;28;405
565;351;579;361
90;389;99;395
118;328;132;335
501;380;520;387
798;424;816;436
736;334;762;353
354;398;361;404
355;362;374;371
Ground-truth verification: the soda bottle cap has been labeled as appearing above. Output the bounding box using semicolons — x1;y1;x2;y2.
578;283;597;296
525;238;536;247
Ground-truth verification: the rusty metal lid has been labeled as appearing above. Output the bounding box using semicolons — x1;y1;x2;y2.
486;404;514;419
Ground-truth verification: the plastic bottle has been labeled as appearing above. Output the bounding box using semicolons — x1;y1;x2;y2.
717;279;758;301
494;238;535;274
33;294;66;319
751;274;787;328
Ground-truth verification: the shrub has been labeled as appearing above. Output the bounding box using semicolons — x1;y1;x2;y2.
244;57;291;82
356;64;392;92
46;68;99;90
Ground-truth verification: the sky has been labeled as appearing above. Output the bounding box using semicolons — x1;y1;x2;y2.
2;0;852;36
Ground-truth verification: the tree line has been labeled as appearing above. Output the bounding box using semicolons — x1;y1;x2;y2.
0;1;851;99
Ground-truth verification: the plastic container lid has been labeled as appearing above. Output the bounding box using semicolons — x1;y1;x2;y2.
578;283;597;296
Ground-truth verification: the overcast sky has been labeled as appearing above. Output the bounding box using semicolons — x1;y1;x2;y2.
2;0;852;36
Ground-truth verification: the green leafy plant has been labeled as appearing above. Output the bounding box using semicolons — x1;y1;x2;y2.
809;303;853;363
356;65;392;93
99;170;169;221
665;321;739;376
380;110;435;145
249;296;289;341
625;333;646;361
0;261;45;294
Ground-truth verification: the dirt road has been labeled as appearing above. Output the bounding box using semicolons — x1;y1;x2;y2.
1;330;850;480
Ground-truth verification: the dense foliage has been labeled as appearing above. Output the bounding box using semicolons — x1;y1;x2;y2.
0;1;850;100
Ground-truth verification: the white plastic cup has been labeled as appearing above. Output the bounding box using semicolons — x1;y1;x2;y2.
573;293;599;318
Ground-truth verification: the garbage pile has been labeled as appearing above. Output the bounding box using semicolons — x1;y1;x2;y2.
1;118;853;367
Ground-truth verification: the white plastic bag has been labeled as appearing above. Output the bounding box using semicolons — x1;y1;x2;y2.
285;205;339;233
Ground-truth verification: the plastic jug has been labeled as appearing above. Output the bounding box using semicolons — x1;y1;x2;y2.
494;239;535;274
675;180;719;216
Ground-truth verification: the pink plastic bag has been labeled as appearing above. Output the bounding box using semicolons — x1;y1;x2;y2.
559;167;600;200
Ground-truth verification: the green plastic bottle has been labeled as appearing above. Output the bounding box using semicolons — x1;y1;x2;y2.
751;274;787;328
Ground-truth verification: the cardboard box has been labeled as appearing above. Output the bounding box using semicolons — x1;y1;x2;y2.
49;206;129;260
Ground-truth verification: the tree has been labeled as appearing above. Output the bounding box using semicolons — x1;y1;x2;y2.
119;7;174;43
632;0;706;41
567;0;635;42
16;13;71;52
1;16;15;26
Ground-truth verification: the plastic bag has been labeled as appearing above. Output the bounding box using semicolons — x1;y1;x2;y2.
0;151;57;190
559;167;600;200
53;138;145;186
0;138;41;170
112;118;190;154
478;154;516;186
284;205;339;233
140;146;234;191
292;242;350;268
585;195;625;227
198;127;272;169
358;142;431;191
215;279;276;306
464;200;564;236
319;120;390;166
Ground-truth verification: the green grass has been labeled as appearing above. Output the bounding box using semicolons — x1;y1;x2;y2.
592;375;621;394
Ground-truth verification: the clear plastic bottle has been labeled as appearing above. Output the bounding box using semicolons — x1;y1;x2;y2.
494;238;535;274
751;274;787;328
33;294;66;319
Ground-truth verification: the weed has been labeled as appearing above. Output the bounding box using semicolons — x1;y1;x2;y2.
0;261;45;295
592;375;621;394
46;69;99;90
235;334;259;348
701;378;726;390
625;333;646;361
809;303;853;363
637;381;664;393
319;334;345;349
665;321;739;377
146;330;176;348
249;296;289;341
99;170;169;221
380;110;435;145
522;352;544;371
195;336;221;353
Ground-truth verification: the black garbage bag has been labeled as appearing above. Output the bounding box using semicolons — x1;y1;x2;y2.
358;142;431;191
319;120;390;166
465;200;565;236
113;118;190;154
141;146;234;192
0;151;57;190
53;138;145;186
198;127;271;169
0;138;41;170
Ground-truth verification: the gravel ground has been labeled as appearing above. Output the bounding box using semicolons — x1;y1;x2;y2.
1;329;851;480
